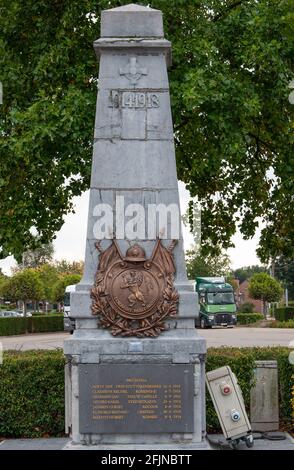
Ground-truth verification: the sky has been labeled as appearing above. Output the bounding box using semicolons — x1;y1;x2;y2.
0;182;262;275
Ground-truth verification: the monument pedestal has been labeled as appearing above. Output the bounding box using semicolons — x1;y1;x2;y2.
64;4;207;449
64;329;207;448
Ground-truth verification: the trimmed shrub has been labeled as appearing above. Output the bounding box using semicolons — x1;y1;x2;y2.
275;307;294;322
239;302;254;313
0;317;27;335
0;350;65;438
29;315;64;333
0;315;63;336
270;319;294;328
32;311;62;316
0;347;292;437
237;313;263;324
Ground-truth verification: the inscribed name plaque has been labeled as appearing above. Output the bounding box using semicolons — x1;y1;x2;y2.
79;364;194;434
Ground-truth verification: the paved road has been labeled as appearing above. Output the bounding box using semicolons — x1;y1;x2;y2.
1;331;69;351
1;327;293;351
202;327;294;348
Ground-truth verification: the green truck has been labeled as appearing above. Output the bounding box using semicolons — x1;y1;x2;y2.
195;277;237;328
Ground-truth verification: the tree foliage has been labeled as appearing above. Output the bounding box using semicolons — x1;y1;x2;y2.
274;256;294;300
186;246;231;279
249;272;284;316
52;273;82;303
36;263;59;303
15;243;55;270
0;268;44;314
170;0;294;263
0;0;293;262
234;264;267;283
54;259;84;276
0;263;82;308
0;270;7;294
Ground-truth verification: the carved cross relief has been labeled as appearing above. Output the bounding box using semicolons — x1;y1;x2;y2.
119;57;148;86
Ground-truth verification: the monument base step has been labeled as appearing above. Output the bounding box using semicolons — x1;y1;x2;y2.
63;439;212;450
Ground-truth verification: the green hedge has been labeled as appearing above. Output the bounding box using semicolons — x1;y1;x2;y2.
0;317;28;335
30;315;64;333
238;302;255;313
31;311;62;316
0;315;64;336
0;351;65;438
237;313;264;324
270;319;294;328
275;307;294;322
0;347;292;437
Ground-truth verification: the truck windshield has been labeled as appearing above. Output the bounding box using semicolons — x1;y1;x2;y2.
207;292;235;305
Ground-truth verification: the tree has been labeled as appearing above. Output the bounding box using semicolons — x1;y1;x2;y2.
20;243;54;269
54;260;84;276
0;270;7;300
36;263;60;310
0;269;44;315
234;265;267;284
274;256;294;301
225;276;239;292
248;272;283;317
52;274;82;304
186;246;231;280
0;1;293;262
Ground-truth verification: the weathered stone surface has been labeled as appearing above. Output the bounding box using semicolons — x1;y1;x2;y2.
101;4;164;38
64;329;207;357
94;91;173;141
91;140;178;189
250;360;279;431
94;39;172;67
95;52;169;91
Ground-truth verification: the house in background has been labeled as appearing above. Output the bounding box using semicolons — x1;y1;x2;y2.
234;279;263;314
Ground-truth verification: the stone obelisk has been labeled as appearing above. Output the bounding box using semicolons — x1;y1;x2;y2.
64;4;207;449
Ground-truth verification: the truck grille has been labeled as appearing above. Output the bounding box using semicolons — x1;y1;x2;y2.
215;313;231;325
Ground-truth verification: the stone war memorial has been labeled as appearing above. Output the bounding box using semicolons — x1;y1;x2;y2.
64;4;207;450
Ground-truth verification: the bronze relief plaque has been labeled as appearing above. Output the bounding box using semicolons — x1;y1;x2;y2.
91;240;179;337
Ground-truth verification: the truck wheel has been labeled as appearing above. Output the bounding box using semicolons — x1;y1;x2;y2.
200;318;206;329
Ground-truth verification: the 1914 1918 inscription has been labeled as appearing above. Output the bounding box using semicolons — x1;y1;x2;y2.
79;364;194;434
109;90;160;109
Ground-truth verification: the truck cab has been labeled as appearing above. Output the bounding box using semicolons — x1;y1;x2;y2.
195;277;237;329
